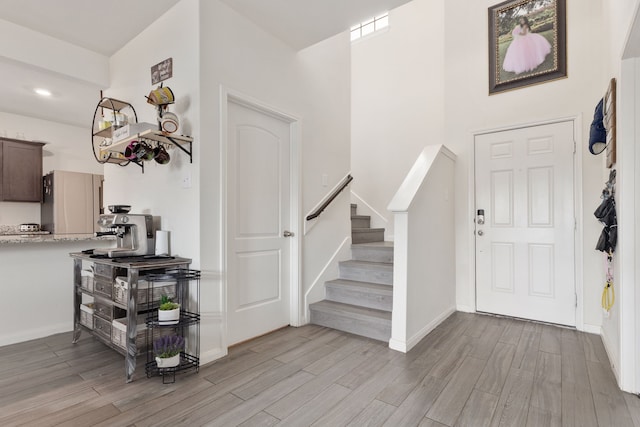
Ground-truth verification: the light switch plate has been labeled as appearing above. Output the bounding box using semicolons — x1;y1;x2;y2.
182;172;192;189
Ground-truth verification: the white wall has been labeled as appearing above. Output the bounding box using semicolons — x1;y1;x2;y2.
0;112;103;225
444;0;608;331
389;146;456;352
607;0;640;391
104;0;200;264
1;0;351;361
352;0;611;337
198;1;351;360
617;57;639;392
351;0;446;239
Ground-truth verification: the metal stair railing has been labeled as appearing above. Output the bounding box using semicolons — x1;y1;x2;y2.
306;174;353;221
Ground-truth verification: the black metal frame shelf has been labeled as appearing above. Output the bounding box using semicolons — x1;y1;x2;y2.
144;268;201;383
146;310;201;327
145;353;200;384
71;253;194;383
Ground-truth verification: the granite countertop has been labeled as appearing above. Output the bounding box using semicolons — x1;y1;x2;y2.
0;234;116;244
0;228;115;244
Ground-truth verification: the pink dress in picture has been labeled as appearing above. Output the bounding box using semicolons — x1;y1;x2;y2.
502;24;551;74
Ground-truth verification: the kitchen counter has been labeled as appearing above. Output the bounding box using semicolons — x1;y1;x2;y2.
0;233;115;244
0;236;115;347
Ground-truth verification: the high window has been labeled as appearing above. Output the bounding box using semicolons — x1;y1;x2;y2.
350;13;389;42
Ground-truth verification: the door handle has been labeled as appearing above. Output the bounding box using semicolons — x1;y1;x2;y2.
477;230;484;236
283;230;295;237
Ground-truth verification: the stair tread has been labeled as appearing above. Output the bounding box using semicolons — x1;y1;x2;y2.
352;241;394;249
352;228;385;232
310;300;391;321
326;278;392;291
351;215;370;220
340;259;393;269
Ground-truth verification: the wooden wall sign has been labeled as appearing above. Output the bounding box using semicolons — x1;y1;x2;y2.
603;78;616;168
151;58;173;85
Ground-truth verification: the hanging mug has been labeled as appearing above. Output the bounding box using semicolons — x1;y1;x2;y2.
154;145;171;165
139;141;155;161
146;86;174;106
124;141;140;160
158;111;179;134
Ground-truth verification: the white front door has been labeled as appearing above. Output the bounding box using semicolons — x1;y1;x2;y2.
475;121;576;326
226;99;292;345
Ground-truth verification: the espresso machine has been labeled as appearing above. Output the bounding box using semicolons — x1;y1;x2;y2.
93;213;155;258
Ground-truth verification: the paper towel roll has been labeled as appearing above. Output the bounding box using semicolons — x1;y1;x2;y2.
155;230;169;256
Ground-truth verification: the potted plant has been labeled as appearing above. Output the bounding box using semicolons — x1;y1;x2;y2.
153;334;184;368
158;295;180;324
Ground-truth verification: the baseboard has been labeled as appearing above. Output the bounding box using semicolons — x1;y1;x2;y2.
389;306;456;353
389;338;408;352
582;323;601;334
200;348;228;366
579;323;623;388
0;322;71;347
456;304;475;313
600;326;621;386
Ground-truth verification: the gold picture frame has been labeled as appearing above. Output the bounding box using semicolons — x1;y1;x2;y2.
489;0;567;94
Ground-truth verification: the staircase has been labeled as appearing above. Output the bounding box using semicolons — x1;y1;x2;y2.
309;204;393;342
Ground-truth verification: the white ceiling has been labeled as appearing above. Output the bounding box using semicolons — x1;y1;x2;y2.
219;0;413;50
0;0;412;129
0;0;181;56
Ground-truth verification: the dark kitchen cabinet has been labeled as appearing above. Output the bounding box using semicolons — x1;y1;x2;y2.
0;138;44;202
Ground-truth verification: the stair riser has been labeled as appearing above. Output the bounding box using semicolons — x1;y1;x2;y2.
352;230;384;244
310;308;391;342
351;204;357;216
351;217;371;228
326;286;392;312
339;265;393;285
351;247;394;263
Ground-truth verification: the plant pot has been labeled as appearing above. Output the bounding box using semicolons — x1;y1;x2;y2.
155;354;180;368
158;307;180;325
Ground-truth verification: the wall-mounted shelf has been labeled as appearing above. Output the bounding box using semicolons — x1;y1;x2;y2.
91;97;195;172
102;123;194;164
92;97;139;168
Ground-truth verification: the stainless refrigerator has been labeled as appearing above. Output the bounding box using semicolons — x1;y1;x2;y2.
41;170;104;234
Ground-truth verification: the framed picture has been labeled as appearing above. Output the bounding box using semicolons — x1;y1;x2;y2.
489;0;566;94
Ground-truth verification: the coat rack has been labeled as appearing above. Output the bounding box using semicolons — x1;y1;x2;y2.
603;78;617;168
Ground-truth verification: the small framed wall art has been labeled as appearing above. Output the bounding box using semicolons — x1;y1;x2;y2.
488;0;566;94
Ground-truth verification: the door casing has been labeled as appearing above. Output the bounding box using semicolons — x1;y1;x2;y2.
468;116;584;330
220;86;302;349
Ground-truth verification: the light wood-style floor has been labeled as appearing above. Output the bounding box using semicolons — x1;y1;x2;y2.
2;312;639;426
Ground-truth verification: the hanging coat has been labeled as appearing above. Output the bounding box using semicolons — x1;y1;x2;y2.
594;196;617;253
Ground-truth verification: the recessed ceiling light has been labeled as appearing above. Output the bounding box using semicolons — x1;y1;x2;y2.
34;88;52;97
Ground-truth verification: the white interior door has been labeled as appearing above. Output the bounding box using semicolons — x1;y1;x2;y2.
227;99;292;345
475;121;576;326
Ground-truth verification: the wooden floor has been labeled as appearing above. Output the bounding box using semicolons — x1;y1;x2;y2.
2;312;640;427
